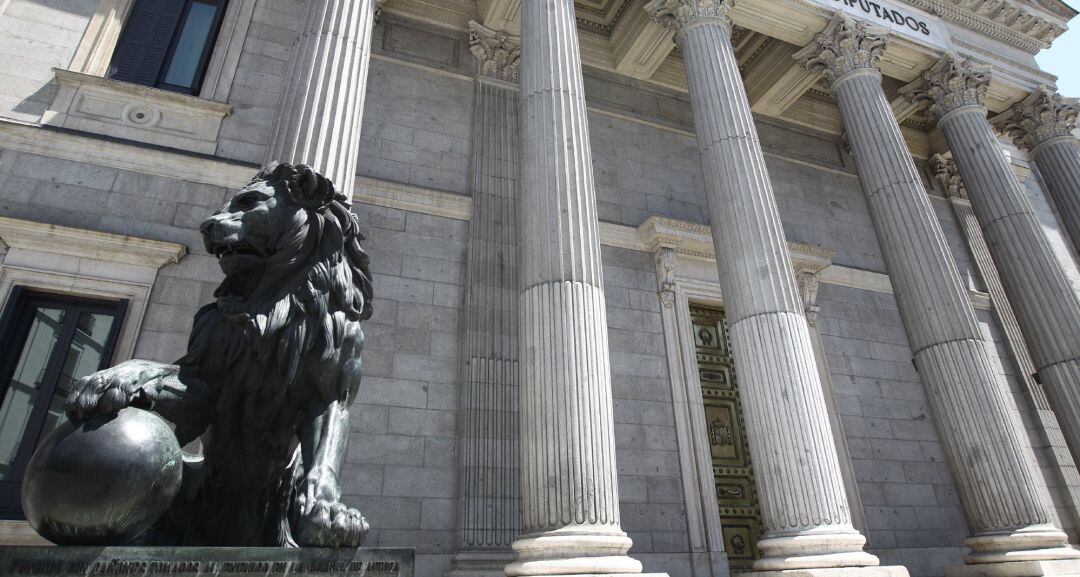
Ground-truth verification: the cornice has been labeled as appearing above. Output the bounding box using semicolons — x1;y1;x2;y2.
897;0;1068;53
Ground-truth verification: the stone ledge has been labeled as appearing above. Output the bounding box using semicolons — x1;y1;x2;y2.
0;216;187;269
742;565;910;577
946;559;1080;577
42;69;232;155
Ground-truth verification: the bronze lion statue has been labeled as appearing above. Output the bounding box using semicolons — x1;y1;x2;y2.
64;163;373;547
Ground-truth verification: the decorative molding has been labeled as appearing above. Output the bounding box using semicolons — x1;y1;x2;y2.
992;86;1080;152
0;217;186;269
796;267;823;327
611;0;677;80
645;0;733;31
636;216;837;269
900;53;991;120
0;217;187;367
68;0;136;77
0;119;989;311
899;0;1068;53
655;246;678;308
795;13;889;86
929;152;969;199
468;20;521;82
355;177;472;221
43;69;233;155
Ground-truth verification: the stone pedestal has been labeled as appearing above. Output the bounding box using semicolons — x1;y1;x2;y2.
643;3;881;574
904;55;1080;504
264;0;379;199
799;16;1076;570
509;1;650;576
0;546;414;577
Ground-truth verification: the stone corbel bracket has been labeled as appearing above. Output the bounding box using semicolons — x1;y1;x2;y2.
637;216;836;321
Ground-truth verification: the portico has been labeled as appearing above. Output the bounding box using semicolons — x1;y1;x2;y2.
0;0;1079;576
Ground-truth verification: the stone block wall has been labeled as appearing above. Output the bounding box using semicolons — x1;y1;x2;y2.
816;283;969;576
602;245;690;575
342;202;467;577
0;148;231;362
1;7;1079;577
0;0;96;122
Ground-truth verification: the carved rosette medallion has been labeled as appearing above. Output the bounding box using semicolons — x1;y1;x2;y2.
644;0;733;32
994;86;1080;151
468;21;521;83
900;53;991;120
928;153;969;200
796;14;889;86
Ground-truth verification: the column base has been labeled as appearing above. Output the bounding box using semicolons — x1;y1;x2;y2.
945;559;1080;577
754;530;882;571
965;526;1080;564
742;566;910;577
505;530;647;577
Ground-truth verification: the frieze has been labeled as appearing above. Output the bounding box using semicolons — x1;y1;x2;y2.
800;0;949;50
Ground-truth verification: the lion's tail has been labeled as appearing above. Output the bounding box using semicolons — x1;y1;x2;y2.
268;447;304;547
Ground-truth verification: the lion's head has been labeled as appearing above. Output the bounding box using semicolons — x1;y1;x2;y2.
190;162;373;386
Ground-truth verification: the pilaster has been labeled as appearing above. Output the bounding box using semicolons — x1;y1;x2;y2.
449;21;522;577
993;87;1080;254
510;1;650;575
264;0;379;199
903;54;1080;575
644;3;882;574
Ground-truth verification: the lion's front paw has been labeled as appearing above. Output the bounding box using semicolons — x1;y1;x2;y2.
294;497;369;548
65;361;156;423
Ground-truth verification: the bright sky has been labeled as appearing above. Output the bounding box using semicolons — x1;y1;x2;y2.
1035;0;1080;97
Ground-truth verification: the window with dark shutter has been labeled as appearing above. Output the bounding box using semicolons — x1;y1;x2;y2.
107;0;228;95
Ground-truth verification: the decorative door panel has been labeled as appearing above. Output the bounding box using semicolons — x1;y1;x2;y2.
691;305;762;573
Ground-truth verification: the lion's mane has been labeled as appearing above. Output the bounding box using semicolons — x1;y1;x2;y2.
171;163;373;545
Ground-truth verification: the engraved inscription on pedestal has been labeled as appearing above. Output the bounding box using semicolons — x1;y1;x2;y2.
0;546;414;577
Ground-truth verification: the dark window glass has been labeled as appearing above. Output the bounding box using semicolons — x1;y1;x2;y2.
0;290;126;519
162;0;219;89
107;0;228;95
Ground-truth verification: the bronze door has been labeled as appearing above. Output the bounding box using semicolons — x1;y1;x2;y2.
691;305;763;572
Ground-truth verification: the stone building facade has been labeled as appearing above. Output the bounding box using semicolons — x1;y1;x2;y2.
1;1;1080;577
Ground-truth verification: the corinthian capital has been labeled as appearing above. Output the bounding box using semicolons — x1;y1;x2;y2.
993;86;1079;151
900;53;991;120
795;13;889;86
468;20;521;83
644;0;732;31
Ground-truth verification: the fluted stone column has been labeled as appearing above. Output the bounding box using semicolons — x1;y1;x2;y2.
509;2;648;575
903;56;1080;515
451;22;522;577
264;0;382;199
643;3;885;574
798;17;1075;571
995;87;1080;253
